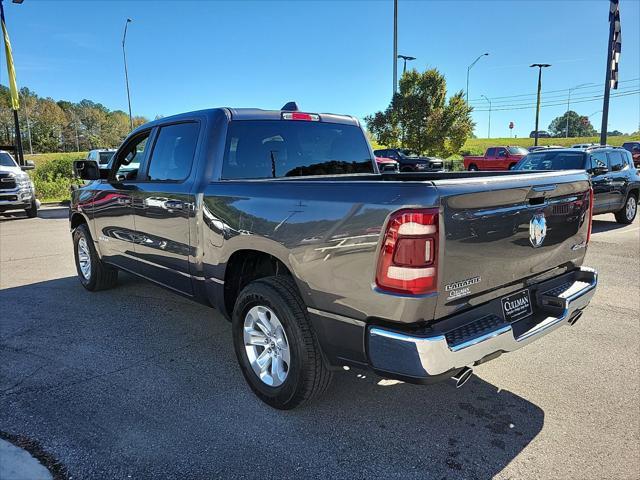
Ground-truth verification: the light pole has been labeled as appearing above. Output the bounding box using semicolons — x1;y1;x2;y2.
398;55;416;75
530;63;551;146
122;18;133;130
566;83;594;137
481;95;491;138
466;52;488;103
392;0;398;95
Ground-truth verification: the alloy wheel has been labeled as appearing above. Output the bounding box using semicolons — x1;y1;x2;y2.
243;305;290;387
626;196;637;221
77;237;92;280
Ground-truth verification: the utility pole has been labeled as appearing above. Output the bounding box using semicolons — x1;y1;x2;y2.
122;18;133;130
530;63;551;146
600;0;621;146
393;0;398;96
481;95;491;138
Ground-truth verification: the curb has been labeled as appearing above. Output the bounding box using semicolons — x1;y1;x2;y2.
0;432;66;480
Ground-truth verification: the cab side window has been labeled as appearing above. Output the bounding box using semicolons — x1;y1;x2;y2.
146;123;199;182
589;151;608;171
112;131;150;181
496;148;507;157
607;151;624;171
486;148;496;157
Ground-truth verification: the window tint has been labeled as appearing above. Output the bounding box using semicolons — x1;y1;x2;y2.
222;120;373;179
516;151;586;171
99;152;114;165
607;151;624;171
496;148;507;157
589;151;608;170
114;132;150;181
486;148;496;157
147;123;199;181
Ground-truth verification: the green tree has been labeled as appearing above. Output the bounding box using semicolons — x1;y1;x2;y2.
548;111;597;138
365;68;474;157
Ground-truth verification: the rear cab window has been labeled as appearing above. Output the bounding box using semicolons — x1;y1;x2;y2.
516;151;587;170
222;120;373;179
486;148;496;157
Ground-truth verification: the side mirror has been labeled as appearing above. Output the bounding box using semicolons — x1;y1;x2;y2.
590;166;609;176
73;160;101;180
20;160;35;171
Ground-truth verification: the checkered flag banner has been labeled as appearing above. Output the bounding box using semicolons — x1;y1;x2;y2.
609;0;621;89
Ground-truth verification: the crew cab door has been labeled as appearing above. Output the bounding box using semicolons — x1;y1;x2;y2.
129;121;201;295
483;148;496;170
495;147;508;170
92;129;152;270
588;150;613;213
606;150;628;210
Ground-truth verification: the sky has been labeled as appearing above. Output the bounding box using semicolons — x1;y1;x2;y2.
2;0;639;139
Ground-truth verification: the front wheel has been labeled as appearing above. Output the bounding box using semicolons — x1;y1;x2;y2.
25;198;38;218
615;193;637;224
232;276;332;409
73;224;118;290
468;164;478;171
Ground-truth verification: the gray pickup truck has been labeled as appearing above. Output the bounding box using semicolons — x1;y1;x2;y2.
71;105;598;409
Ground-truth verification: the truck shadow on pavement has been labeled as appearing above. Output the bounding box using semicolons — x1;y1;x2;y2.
1;274;544;479
0;207;68;221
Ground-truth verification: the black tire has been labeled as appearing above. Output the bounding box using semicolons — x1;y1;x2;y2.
73;224;118;291
25;199;38;218
232;276;332;409
508;163;517;170
468;164;478;171
614;192;638;224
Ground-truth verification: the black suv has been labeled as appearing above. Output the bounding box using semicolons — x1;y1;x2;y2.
514;146;639;224
373;148;443;172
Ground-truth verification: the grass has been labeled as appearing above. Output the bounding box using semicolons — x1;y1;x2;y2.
25;151;87;167
460;135;638;156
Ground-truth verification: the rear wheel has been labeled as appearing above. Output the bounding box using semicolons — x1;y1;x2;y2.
232;276;332;409
468;164;478;171
615;193;637;224
73;224;118;291
25;199;38;218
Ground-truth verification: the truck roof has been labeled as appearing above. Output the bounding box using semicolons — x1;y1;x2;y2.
133;107;360;135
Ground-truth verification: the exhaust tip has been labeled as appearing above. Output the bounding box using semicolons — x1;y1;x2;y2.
569;311;583;326
451;366;473;388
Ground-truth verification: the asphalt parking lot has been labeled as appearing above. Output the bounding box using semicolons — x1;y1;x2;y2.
1;207;638;479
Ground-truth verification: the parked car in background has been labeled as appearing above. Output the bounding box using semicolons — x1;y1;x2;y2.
0;150;38;218
373;148;443;172
622;141;640;167
571;143;598;149
463;146;529;171
87;149;117;166
375;156;400;172
70;105;598;409
529;130;551;138
514;146;639;224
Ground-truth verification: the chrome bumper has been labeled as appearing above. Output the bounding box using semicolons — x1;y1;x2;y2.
368;267;597;380
0;186;34;207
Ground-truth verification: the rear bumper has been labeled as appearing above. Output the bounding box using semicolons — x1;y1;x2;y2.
367;266;597;382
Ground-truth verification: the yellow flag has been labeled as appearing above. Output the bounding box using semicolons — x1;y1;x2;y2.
1;17;19;110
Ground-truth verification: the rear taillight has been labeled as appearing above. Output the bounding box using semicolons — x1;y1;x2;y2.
375;208;439;295
586;187;594;244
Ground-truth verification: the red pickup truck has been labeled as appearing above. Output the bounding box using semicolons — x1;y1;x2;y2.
463;146;529;171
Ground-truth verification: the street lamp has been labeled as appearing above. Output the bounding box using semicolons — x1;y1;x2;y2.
398;55;416;75
481;95;491;139
530;63;551;146
566;83;595;137
466;52;488;103
122;18;133;130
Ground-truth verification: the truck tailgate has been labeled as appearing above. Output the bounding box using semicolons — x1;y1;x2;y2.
434;170;591;319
